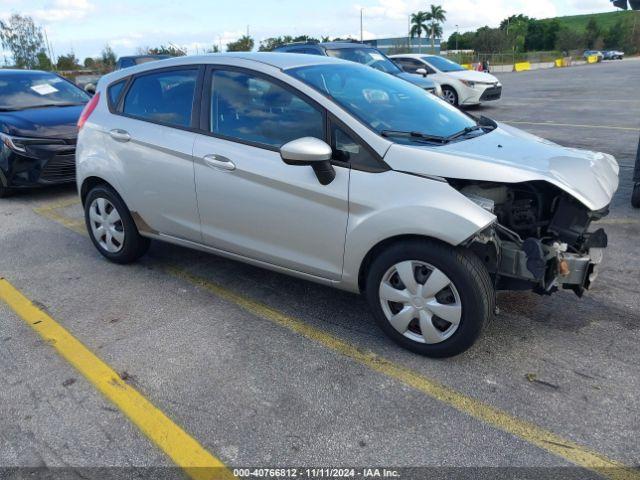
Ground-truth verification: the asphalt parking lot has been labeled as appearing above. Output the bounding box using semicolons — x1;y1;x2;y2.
1;58;639;479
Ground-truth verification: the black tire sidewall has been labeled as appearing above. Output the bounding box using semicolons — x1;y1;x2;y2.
632;184;640;209
84;186;149;263
365;240;491;358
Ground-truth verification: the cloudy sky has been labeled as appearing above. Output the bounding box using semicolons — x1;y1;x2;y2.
0;0;617;61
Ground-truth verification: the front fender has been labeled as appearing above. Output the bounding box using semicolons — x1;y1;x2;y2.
339;170;495;292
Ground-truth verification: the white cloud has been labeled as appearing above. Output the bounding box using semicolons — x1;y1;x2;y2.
31;0;94;23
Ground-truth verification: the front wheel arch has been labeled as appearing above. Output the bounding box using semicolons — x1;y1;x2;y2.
358;234;455;293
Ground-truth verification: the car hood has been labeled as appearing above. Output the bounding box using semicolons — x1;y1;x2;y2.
446;70;499;83
383;122;619;211
0;104;84;139
395;71;437;88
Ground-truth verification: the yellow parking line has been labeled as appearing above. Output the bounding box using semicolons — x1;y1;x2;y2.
168;267;638;480
0;278;233;480
34;199;640;480
500;120;640;132
33;197;86;235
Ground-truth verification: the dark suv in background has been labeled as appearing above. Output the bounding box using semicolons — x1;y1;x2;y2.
115;55;171;70
273;41;442;97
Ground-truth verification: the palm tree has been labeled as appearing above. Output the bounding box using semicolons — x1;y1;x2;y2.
427;4;446;51
410;11;430;53
428;21;443;52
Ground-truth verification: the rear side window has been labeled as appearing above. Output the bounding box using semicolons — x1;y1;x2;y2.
210;69;324;148
107;80;126;109
123;69;198;128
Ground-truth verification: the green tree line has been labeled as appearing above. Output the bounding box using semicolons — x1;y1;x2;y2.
446;12;640;54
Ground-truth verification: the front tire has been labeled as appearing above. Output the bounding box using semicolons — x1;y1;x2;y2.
442;86;459;106
365;239;494;358
84;185;150;264
0;184;12;198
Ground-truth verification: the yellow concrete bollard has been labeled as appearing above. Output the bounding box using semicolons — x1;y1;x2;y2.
587;55;598;64
514;61;531;72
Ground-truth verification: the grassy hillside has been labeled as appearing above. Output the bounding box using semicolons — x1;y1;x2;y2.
541;10;637;31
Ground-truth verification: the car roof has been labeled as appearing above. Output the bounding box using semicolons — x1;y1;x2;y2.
278;42;375;50
390;54;439;60
99;52;351;85
0;69;53;75
119;55;171;60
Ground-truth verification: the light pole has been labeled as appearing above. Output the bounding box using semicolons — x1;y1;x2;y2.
455;24;459;52
360;8;364;42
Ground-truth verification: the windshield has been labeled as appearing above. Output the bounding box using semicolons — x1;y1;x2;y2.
423;56;466;73
0;72;89;111
287;63;477;141
325;48;402;75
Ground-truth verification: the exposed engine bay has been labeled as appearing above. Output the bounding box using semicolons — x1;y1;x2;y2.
453;180;609;297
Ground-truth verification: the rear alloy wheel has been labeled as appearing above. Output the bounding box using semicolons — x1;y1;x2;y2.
442;86;458;106
84;185;150;263
365;239;493;357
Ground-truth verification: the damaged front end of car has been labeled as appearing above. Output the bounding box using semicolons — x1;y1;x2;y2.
457;180;609;297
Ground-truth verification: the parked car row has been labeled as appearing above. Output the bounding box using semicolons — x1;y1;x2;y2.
1;51;618;357
583;50;625;61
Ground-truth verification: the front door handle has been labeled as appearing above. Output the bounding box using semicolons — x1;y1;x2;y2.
203;154;235;171
109;129;131;142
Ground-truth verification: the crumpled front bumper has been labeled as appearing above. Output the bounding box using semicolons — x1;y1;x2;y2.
497;240;605;296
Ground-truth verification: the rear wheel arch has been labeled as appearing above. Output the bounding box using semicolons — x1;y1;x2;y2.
81;177;123;206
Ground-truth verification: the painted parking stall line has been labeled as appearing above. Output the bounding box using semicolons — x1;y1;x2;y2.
498;120;640;132
33;198;640;480
0;278;233;480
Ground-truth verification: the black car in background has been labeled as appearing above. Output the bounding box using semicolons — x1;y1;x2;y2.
115;55;171;70
273;42;442;96
0;69;90;197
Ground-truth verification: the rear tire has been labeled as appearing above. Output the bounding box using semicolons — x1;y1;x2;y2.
632;183;640;209
442;86;459;106
0;185;11;198
84;185;150;264
365;239;494;358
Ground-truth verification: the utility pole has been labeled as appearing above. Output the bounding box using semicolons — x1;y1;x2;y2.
360;8;363;42
455;24;459;51
44;28;55;70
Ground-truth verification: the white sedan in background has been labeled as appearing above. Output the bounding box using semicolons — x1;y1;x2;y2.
391;54;502;107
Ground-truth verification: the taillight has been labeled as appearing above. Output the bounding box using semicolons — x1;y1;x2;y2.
77;92;100;130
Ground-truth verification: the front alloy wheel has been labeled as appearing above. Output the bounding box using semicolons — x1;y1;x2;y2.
365;239;494;357
442;86;458;106
379;261;462;345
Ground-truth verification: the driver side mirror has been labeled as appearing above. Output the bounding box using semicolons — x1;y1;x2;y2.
280;137;336;185
416;68;428;77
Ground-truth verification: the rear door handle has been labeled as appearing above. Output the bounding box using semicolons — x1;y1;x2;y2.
203;154;235;171
109;129;131;142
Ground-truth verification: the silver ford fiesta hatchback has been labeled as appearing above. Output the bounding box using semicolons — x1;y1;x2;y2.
76;53;619;357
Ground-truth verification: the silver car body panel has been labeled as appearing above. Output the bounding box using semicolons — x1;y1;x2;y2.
78;53;618;294
383;123;619;212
